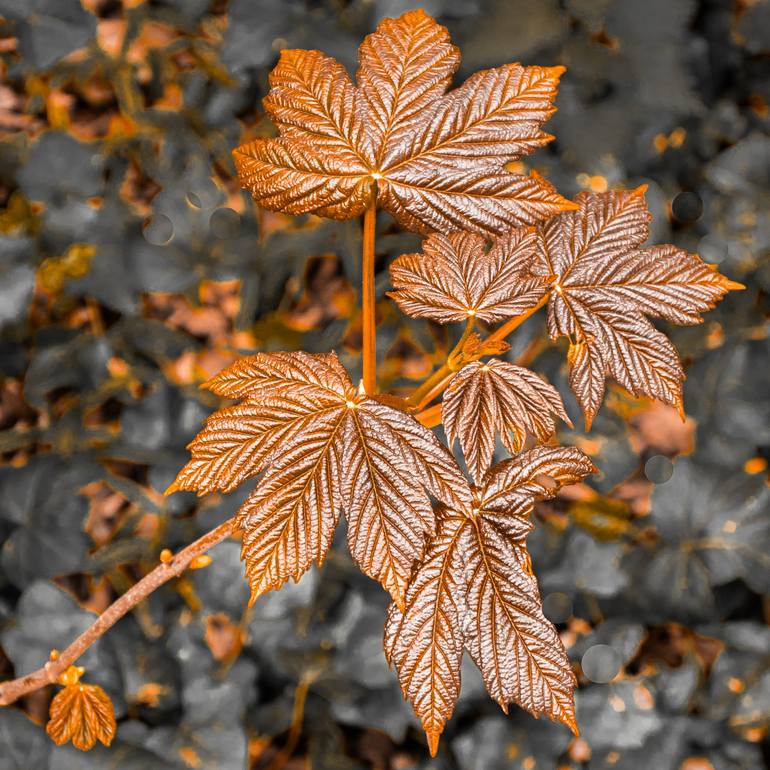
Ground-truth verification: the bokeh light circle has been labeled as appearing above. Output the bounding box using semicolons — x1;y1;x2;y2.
645;455;674;484
210;207;241;239
142;214;174;245
543;592;573;623
582;644;621;683
698;234;728;264
672;191;703;222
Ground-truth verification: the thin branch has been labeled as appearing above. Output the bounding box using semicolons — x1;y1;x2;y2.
361;196;378;394
0;517;237;707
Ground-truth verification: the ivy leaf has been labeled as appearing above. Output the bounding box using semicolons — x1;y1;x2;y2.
0;709;51;769
388;228;548;324
18;132;104;204
168;351;466;609
0;238;35;330
452;715;571;770
46;669;117;752
0;456;95;588
626;457;770;622
385;446;594;755
576;680;663;751
442;359;570;480
0;0;96;71
536;188;742;427
233;9;574;236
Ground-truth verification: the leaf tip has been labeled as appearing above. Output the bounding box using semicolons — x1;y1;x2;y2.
164;481;180;496
563;712;580;737
246;580;265;609
231;142;251;169
426;729;442;757
632;183;649;198
404;6;430;20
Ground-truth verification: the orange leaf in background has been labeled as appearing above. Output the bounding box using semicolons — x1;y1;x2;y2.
233;9;574;235
536;188;743;428
442;358;571;480
168;351;467;609
46;667;116;751
386;446;594;755
388;227;548;323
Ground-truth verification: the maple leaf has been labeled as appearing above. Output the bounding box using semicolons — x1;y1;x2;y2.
442;358;571;480
536;188;742;428
46;667;116;752
233;9;575;236
388;227;548;323
168;351;466;609
385;445;594;755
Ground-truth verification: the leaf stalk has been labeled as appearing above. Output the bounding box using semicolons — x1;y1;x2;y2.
409;292;551;411
361;196;378;394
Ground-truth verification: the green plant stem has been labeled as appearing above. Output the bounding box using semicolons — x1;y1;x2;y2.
362;197;377;394
0;517;237;707
409;293;551;411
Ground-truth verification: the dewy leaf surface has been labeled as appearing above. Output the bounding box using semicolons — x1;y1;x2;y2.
169;351;466;608
233;9;574;235
536;188;741;427
386;446;594;755
388;227;548;323
442;359;570;481
46;681;116;752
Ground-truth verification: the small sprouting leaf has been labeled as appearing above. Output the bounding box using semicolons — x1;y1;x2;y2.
386;446;594;755
537;188;742;427
442;359;570;480
169;351;466;609
46;667;116;752
233;9;574;235
388;228;548;324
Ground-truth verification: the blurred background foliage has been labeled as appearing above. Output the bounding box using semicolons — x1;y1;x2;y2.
0;0;768;768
